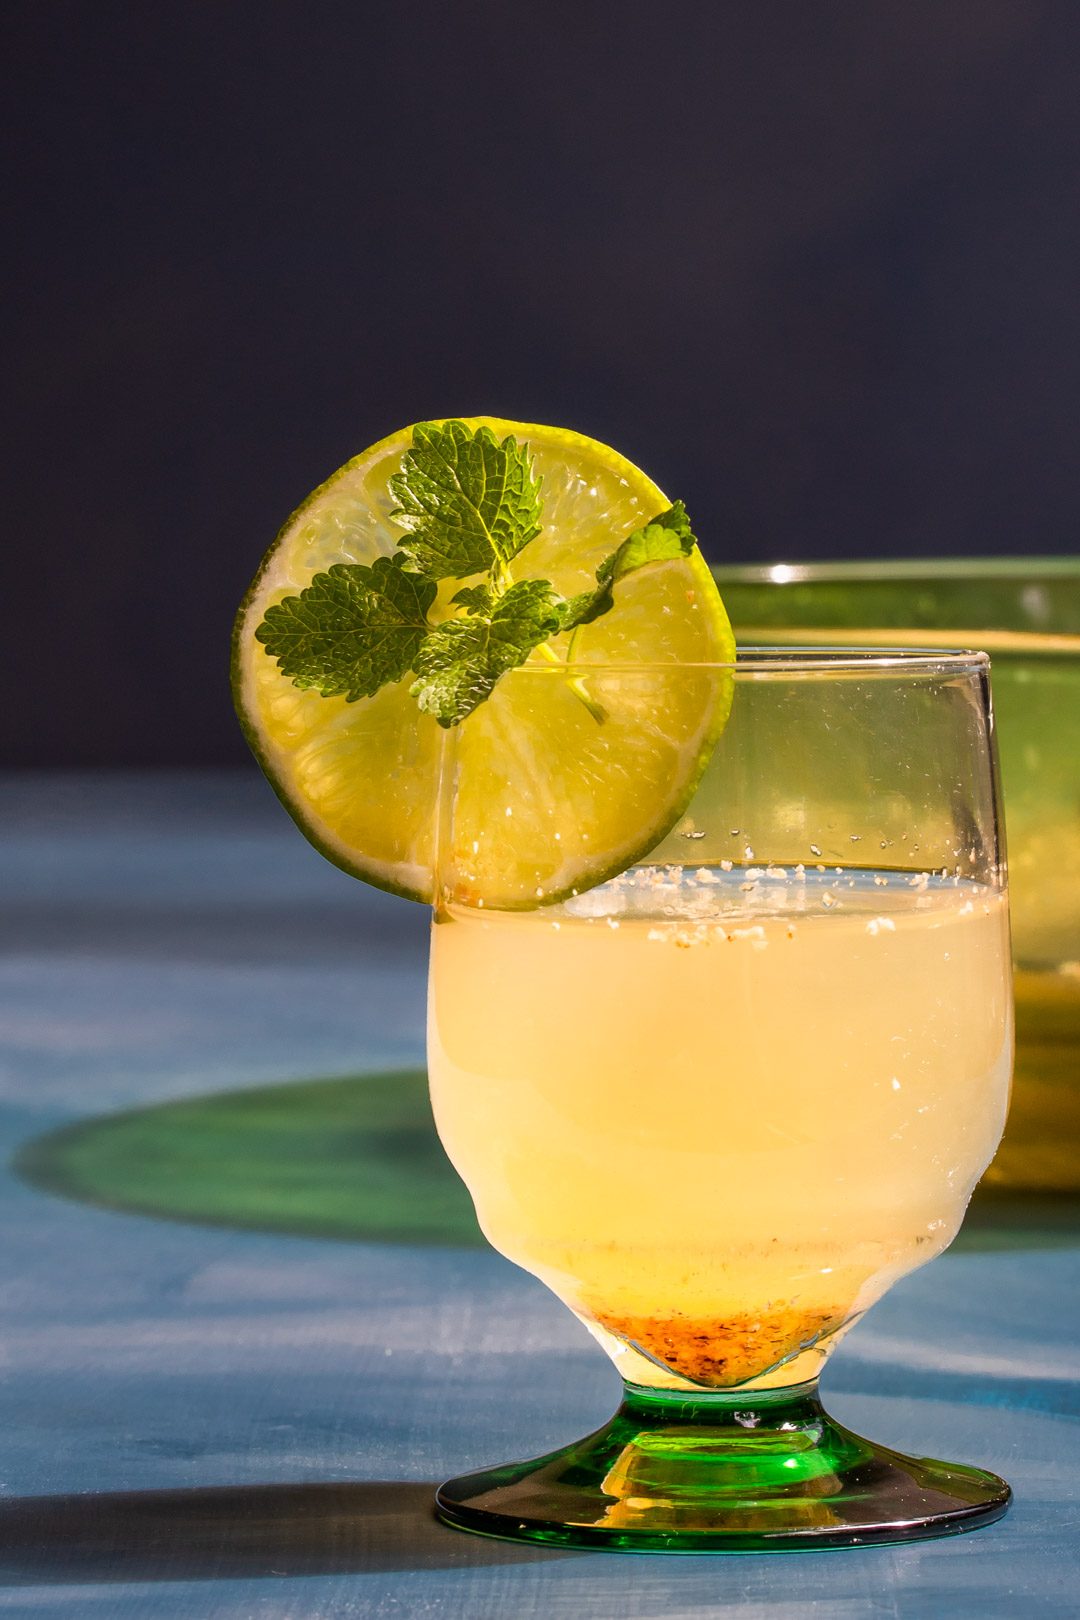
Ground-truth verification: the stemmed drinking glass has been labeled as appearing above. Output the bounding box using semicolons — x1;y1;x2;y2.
427;648;1012;1551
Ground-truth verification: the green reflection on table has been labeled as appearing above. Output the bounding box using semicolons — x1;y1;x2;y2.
15;1071;483;1248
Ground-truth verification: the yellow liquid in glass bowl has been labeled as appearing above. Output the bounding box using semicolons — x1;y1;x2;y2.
429;870;1012;1392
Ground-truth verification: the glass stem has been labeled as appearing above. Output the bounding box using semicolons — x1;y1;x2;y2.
622;1377;825;1425
435;1374;1011;1548
614;1378;871;1491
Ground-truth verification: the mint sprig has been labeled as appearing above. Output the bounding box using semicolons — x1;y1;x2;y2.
254;555;436;702
412;579;565;724
255;421;698;727
389;420;542;578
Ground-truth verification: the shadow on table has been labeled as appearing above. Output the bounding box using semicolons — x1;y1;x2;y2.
0;1480;572;1585
954;1188;1080;1252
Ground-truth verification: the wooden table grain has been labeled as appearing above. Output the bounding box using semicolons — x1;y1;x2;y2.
0;772;1075;1618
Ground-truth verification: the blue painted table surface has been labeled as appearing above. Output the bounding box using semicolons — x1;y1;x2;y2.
0;771;1077;1619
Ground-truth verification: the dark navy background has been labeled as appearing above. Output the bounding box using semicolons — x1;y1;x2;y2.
7;2;1080;765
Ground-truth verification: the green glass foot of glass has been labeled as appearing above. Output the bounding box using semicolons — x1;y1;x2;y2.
435;1382;1010;1554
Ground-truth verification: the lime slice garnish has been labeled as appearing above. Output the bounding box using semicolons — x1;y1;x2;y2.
232;418;734;907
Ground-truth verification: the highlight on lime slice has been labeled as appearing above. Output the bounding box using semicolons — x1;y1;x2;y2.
232;418;735;907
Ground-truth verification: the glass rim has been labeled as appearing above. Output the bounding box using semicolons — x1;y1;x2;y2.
710;556;1080;585
516;645;991;675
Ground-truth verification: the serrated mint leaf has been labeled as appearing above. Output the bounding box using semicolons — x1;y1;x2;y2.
255;555;436;702
449;582;496;613
411;578;564;726
389;420;543;580
558;502;698;631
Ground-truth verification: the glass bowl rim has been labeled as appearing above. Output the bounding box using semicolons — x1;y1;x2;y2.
710;556;1080;585
514;645;991;675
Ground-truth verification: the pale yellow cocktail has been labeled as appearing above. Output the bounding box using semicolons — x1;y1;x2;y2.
430;868;1012;1392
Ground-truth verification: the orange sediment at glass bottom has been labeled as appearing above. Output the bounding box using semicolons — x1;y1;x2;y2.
552;1239;942;1390
583;1301;852;1388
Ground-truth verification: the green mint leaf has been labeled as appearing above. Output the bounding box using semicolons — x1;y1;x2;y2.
555;585;616;632
255;555;436;702
449;582;496;613
411;579;564;726
596;499;695;582
557;502;698;631
389;420;543;579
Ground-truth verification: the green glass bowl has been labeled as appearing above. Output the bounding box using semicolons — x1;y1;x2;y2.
714;558;1080;1192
